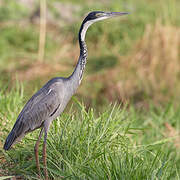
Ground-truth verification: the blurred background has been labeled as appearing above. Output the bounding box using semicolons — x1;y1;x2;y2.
0;0;179;110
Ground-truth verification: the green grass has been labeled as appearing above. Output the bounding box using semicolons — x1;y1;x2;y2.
0;84;179;179
0;0;179;106
0;0;29;21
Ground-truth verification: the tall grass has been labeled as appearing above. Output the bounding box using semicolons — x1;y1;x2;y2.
0;84;179;179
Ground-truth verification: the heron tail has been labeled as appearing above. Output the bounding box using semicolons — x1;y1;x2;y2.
3;130;16;150
4;118;26;150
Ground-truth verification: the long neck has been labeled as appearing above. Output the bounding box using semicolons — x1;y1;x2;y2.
75;37;88;83
68;21;90;91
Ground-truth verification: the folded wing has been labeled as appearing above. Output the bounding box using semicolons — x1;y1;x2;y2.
4;88;60;150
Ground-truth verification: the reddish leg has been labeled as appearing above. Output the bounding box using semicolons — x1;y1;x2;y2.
34;128;44;178
43;132;48;180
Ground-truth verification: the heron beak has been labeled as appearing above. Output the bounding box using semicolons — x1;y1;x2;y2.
106;12;129;18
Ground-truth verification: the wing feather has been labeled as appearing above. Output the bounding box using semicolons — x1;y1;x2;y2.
4;87;61;150
22;89;60;131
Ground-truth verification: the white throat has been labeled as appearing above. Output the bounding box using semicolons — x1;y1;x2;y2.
81;20;94;41
81;16;108;41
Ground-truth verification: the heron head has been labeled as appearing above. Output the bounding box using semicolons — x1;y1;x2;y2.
83;11;129;24
80;11;129;41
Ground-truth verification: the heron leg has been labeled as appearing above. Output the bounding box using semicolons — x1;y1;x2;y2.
42;120;52;180
34;127;44;178
43;131;48;180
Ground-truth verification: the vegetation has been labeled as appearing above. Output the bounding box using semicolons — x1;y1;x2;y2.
0;0;179;179
0;0;179;106
0;84;179;179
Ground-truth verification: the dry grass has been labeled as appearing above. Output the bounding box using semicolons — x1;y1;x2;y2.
164;122;180;148
132;21;180;101
1;19;180;107
86;21;180;106
11;61;69;81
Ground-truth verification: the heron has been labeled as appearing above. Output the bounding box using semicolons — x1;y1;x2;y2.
3;11;128;179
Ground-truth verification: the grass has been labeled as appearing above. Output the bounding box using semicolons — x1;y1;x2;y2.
0;84;179;179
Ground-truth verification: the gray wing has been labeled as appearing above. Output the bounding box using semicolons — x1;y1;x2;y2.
4;87;61;150
17;88;61;133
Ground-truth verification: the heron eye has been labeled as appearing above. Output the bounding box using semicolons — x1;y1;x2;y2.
96;13;102;17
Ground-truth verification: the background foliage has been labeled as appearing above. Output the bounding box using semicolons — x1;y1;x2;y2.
0;0;179;107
